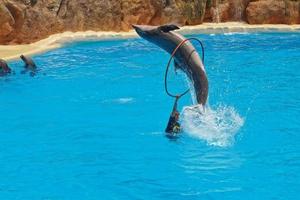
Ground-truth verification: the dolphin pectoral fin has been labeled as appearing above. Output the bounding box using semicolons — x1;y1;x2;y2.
158;24;180;32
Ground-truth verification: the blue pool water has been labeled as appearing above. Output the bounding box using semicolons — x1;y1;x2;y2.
1;32;300;199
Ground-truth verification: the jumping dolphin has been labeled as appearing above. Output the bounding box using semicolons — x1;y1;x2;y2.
132;24;208;106
0;59;12;76
20;55;37;76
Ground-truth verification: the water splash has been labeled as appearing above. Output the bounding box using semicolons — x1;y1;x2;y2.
181;104;244;147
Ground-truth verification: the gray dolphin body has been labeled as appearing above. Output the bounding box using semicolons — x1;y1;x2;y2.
20;55;36;69
0;59;12;76
20;55;37;76
132;24;208;106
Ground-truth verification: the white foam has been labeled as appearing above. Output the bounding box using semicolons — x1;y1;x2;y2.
101;97;135;104
181;104;244;147
223;32;249;35
117;98;135;104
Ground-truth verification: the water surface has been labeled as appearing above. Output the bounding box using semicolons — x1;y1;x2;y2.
1;32;300;199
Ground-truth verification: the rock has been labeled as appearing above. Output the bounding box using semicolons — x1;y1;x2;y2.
0;1;26;44
0;0;208;44
59;0;122;31
204;0;251;22
121;0;157;30
0;0;300;44
246;0;300;24
2;0;64;44
17;4;63;44
0;3;15;40
20;0;37;7
178;0;207;25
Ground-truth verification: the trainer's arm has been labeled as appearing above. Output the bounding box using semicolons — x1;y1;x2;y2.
171;96;180;115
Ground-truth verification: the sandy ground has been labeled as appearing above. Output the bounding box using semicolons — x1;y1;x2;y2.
1;22;300;61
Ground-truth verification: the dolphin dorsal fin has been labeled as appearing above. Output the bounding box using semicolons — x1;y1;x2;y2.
158;24;180;32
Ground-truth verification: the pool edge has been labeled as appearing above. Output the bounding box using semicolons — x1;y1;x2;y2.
1;22;300;61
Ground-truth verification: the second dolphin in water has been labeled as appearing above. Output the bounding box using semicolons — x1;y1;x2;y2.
20;55;37;76
132;24;208;106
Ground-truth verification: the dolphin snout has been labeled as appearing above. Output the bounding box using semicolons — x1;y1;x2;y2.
132;24;142;32
132;24;146;37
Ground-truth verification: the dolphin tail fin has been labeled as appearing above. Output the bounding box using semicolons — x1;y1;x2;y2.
158;24;180;32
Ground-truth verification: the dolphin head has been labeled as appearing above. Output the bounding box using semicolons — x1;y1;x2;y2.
0;59;11;73
20;55;26;61
132;24;180;46
132;25;161;42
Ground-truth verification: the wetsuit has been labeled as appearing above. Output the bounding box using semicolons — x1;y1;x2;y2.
165;97;181;134
165;115;181;133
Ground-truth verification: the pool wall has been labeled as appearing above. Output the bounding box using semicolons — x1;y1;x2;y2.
1;22;300;61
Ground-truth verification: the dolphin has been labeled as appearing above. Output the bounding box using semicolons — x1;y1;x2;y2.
132;24;208;106
20;55;37;76
0;59;12;76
